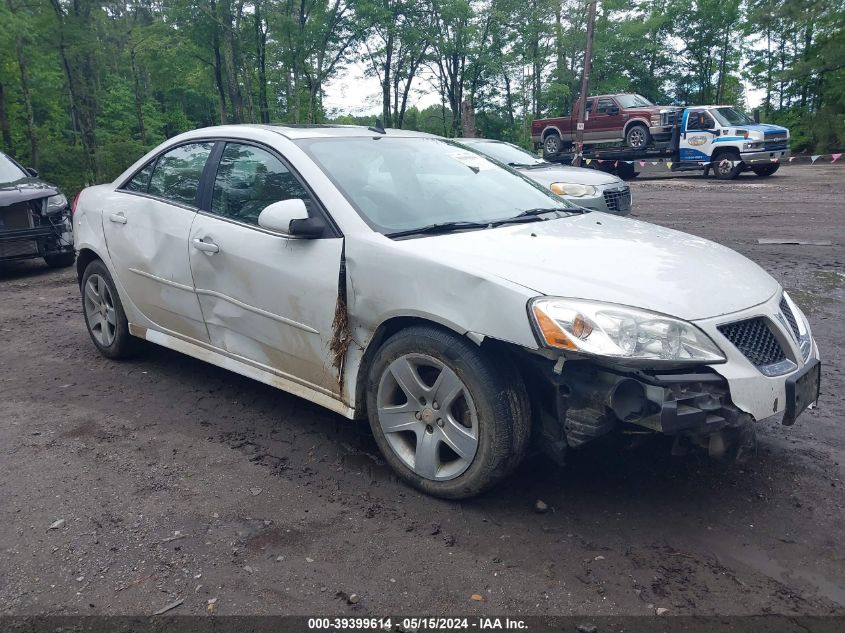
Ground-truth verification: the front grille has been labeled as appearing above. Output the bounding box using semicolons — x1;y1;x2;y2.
603;186;631;213
660;110;680;126
764;133;788;151
718;318;786;367
779;297;800;340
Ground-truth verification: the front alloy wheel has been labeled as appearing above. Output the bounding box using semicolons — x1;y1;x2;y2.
366;325;531;499
376;354;479;481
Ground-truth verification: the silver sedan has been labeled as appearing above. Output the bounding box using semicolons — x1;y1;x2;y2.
458;138;632;215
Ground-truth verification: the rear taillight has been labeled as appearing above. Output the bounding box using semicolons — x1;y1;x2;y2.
70;191;81;216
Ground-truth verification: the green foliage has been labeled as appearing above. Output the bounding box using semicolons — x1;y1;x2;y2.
0;0;841;197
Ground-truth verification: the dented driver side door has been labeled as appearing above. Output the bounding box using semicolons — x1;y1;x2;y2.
188;141;344;396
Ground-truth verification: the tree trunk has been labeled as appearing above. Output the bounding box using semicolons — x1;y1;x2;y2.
14;37;38;169
382;31;393;127
212;37;228;124
254;1;269;123
0;81;12;151
461;99;475;138
130;47;147;144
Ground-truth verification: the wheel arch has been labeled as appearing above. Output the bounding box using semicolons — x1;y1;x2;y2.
623;118;650;136
541;126;563;140
76;247;102;286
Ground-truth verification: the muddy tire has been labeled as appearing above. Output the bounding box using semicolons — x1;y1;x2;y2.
543;133;562;159
752;163;780;177
44;252;76;268
713;151;743;180
81;259;138;359
625;124;650;150
366;325;530;499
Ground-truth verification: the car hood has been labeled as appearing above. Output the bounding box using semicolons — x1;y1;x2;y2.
394;213;779;321
0;178;59;206
518;164;621;187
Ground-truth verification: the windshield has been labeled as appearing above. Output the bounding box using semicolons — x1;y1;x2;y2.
462;141;545;166
298;136;577;235
710;107;754;126
615;94;654;108
0;152;27;183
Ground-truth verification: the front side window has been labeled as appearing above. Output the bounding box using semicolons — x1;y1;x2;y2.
686;111;715;131
298;136;577;235
211;143;311;226
147;142;214;207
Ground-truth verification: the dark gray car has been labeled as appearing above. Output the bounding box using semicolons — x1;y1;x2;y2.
0;151;75;268
458;138;632;215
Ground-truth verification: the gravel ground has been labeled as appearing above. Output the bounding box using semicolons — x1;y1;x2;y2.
0;164;843;618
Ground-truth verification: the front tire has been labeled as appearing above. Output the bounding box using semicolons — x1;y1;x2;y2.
44;252;76;268
625;124;650;150
752;163;780;177
81;259;137;359
366;325;530;499
543;133;562;159
713;151;743;180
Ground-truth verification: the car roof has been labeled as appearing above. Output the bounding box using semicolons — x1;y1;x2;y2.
176;123;437;141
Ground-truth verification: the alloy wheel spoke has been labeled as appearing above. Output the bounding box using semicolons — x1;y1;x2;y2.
389;357;427;403
414;430;439;479
432;368;463;411
105;306;116;326
378;403;422;434
85;279;100;304
439;417;477;460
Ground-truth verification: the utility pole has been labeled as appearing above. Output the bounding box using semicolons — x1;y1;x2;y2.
573;0;597;167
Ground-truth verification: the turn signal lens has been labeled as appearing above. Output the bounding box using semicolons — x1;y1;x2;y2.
532;305;577;350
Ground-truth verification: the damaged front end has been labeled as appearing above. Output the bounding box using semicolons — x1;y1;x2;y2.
0;183;74;265
525;356;756;464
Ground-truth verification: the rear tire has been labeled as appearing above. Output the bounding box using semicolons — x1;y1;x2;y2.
625;124;650;150
713;151;743;180
44;252;76;268
81;259;138;359
751;163;780;177
543;133;562;159
366;325;530;499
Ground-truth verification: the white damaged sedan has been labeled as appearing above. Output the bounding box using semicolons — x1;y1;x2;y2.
73;125;821;498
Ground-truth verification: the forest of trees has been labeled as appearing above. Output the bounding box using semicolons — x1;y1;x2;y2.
0;0;843;195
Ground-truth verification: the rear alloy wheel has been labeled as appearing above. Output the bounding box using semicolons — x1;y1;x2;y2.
713;152;743;180
543;133;562;159
625;124;650;150
81;260;137;359
366;325;530;499
751;163;780;177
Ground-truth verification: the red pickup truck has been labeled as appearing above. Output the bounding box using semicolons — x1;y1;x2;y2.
531;93;680;158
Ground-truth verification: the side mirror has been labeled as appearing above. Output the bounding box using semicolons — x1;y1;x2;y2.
753;109;761;123
26;167;38;177
257;199;325;238
607;106;620;115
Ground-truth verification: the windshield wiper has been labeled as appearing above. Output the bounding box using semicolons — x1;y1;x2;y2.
491;207;571;227
386;220;491;238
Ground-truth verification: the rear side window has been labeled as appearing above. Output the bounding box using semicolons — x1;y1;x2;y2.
596;98;615;114
147;142;214;207
124;161;155;192
211;143;311;226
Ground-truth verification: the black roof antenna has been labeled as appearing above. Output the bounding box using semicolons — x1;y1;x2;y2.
368;118;386;134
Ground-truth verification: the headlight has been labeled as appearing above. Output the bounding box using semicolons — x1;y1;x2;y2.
530;297;726;364
45;194;68;214
550;182;597;197
743;142;763;150
782;291;812;360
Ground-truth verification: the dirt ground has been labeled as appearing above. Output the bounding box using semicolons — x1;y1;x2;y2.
0;163;843;618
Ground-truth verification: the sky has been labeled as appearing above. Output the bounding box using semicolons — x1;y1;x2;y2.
322;61;765;121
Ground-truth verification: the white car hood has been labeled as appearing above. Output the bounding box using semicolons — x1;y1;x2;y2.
519;164;622;187
393;213;779;321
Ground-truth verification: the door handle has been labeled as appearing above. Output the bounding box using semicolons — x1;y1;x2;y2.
109;213;127;224
192;238;219;254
